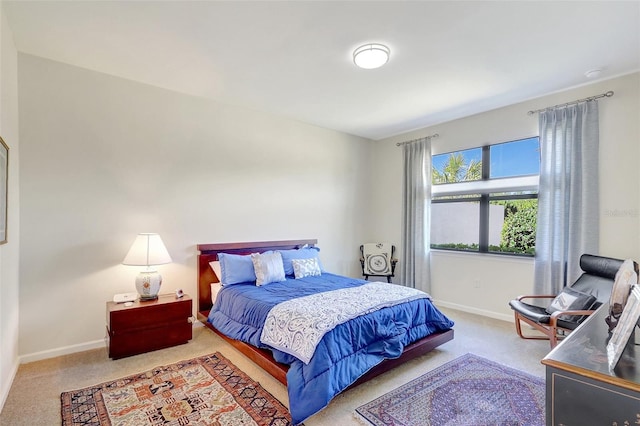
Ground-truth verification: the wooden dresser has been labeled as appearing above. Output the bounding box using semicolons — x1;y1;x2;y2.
106;293;192;359
541;304;640;425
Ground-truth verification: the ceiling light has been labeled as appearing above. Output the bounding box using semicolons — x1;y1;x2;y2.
353;43;390;69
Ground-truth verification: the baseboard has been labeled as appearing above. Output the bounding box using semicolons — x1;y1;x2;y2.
0;359;19;412
19;322;205;364
433;299;513;323
19;338;107;364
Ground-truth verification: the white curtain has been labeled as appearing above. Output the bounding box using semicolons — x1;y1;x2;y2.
401;138;431;290
534;101;600;295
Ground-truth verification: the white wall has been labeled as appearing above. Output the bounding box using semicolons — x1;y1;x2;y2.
11;48;640;361
17;54;371;359
431;203;504;246
370;72;640;321
0;6;20;411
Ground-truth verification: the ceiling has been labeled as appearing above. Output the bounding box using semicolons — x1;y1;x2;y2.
3;1;639;140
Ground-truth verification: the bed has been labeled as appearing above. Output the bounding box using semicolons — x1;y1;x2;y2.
196;239;454;424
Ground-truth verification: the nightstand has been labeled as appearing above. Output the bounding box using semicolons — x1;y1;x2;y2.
106;293;193;359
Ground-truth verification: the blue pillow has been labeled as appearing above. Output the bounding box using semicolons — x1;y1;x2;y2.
218;252;256;286
278;247;324;276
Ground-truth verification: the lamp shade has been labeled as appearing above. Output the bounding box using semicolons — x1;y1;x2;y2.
122;233;172;266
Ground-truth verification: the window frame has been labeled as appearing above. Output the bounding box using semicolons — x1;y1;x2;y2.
430;138;539;257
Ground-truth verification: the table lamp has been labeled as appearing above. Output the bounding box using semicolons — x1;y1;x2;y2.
122;233;172;301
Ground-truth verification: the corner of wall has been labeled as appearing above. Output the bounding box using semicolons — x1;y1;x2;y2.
0;361;18;411
0;5;21;413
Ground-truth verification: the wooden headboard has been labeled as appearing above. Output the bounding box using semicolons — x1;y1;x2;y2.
196;239;318;318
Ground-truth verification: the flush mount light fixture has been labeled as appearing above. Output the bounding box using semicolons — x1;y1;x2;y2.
353;43;390;69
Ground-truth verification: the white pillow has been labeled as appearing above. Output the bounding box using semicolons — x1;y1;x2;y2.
251;251;286;286
209;261;224;285
292;257;322;279
210;282;222;304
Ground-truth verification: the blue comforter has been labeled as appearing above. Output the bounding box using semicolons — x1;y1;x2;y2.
207;273;454;424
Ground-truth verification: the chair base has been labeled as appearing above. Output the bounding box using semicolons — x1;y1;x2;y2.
514;312;565;348
363;275;393;283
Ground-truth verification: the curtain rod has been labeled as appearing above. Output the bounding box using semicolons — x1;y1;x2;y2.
396;133;439;147
527;91;614;115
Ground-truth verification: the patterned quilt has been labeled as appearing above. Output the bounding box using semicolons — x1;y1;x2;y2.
261;282;429;363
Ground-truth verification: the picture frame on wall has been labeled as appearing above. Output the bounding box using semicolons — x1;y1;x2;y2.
607;285;640;370
0;137;8;245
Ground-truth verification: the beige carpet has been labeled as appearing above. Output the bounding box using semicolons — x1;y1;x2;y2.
0;308;550;426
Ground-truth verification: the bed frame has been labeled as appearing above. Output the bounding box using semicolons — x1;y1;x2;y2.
196;239;454;387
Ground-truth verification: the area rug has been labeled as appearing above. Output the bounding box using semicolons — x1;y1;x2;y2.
61;352;295;425
355;353;544;426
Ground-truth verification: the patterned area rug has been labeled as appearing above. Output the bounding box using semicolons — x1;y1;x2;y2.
356;353;545;426
61;352;295;425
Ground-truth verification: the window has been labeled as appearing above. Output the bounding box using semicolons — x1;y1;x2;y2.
430;137;540;256
432;147;482;184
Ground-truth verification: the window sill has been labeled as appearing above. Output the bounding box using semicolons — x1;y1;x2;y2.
430;248;535;264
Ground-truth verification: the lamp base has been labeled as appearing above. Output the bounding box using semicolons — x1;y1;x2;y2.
138;294;159;301
135;270;162;301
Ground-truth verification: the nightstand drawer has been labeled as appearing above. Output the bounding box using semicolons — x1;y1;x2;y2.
107;321;191;359
109;298;191;332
